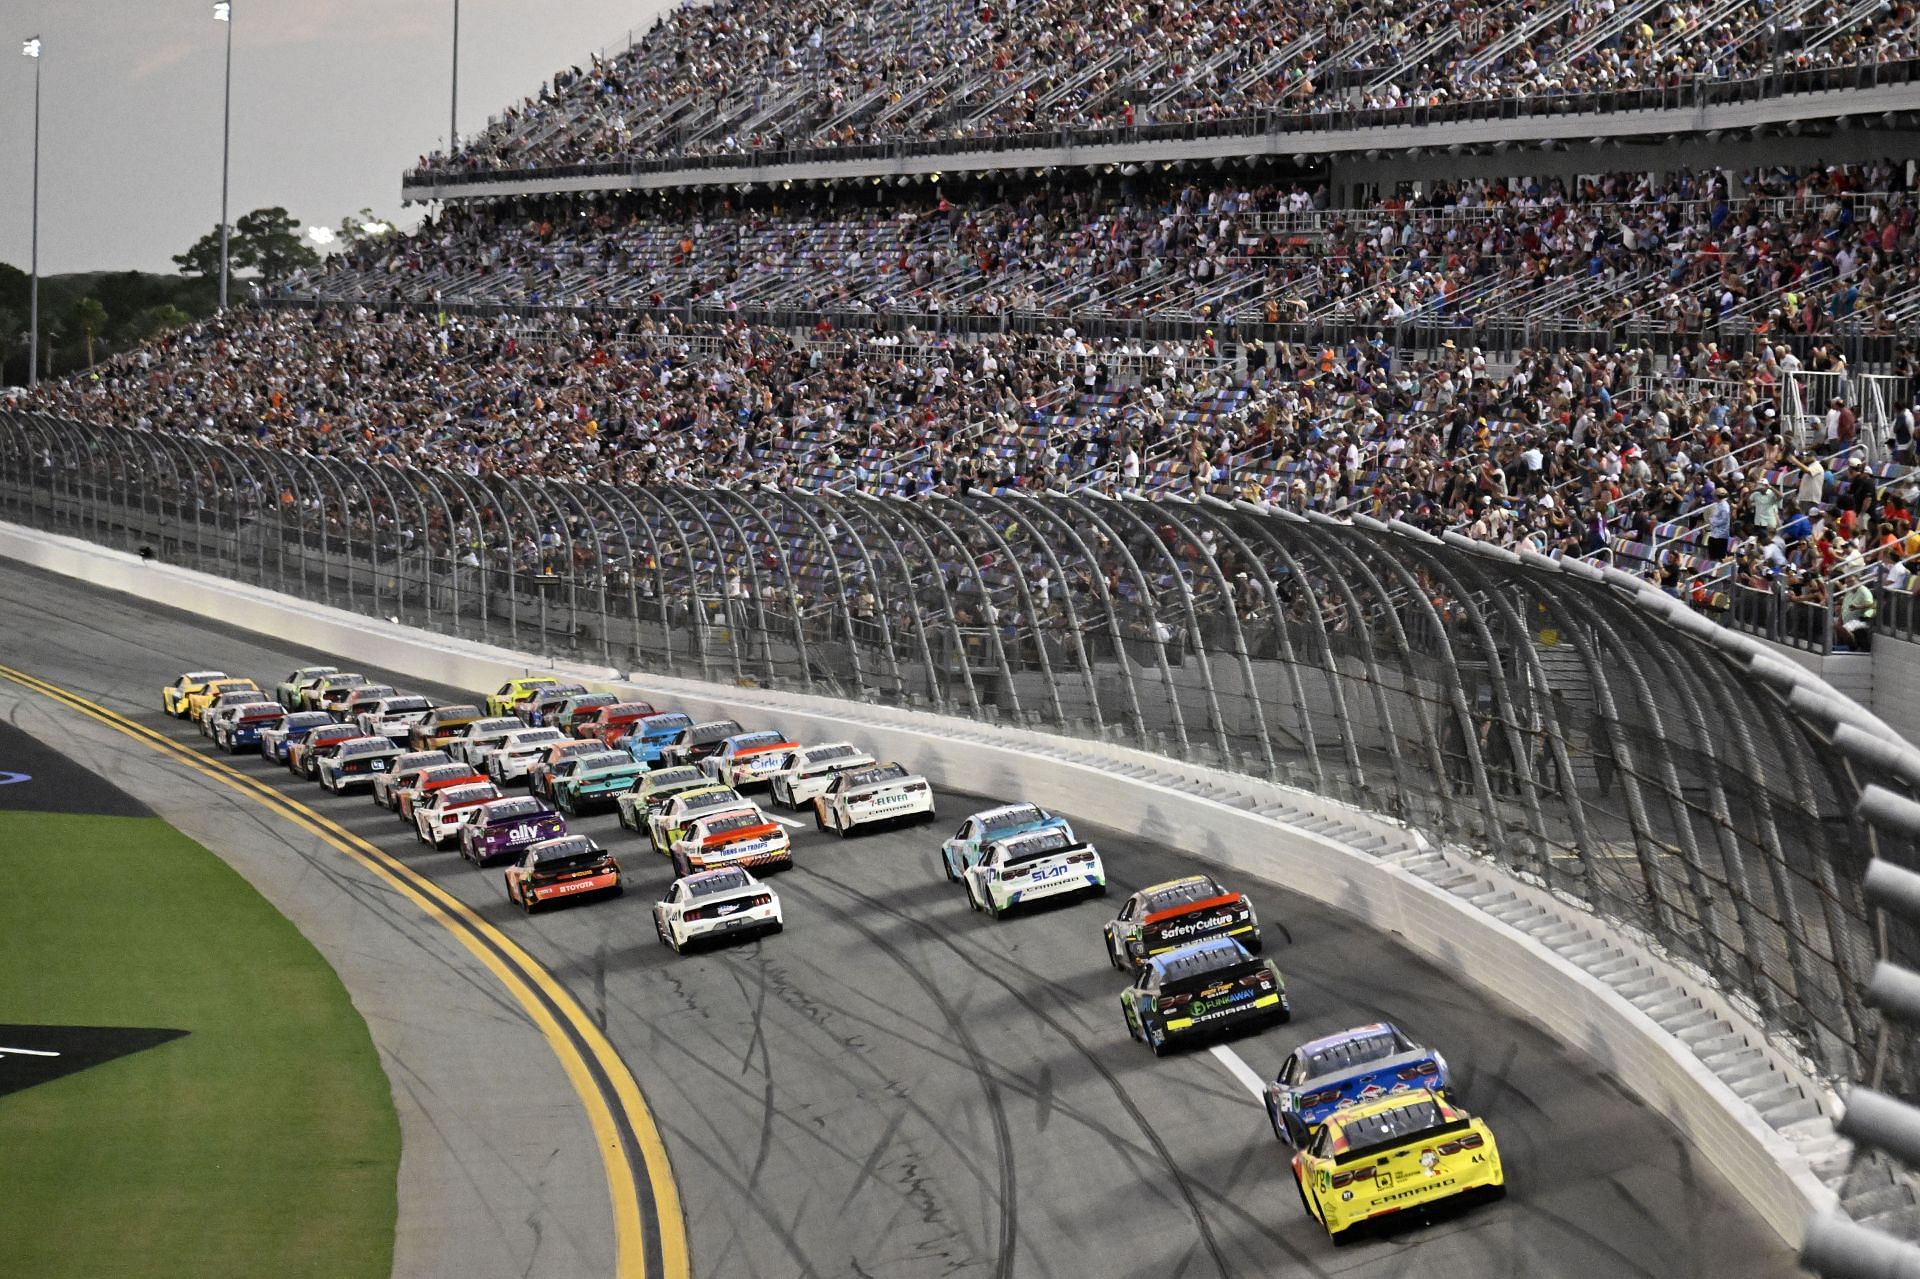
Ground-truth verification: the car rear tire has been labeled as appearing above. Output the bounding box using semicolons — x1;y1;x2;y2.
814;802;827;832
942;851;958;883
763;921;783;936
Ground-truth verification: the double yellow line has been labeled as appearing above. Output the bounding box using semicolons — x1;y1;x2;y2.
0;663;688;1279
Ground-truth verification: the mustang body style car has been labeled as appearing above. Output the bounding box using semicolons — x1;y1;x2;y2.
1103;874;1262;972
699;730;800;790
485;727;568;785
551;751;650;817
1120;936;1289;1056
504;835;622;912
393;762;486;820
371;751;453;809
578;701;658;748
289;723;364;778
305;673;369;715
939;804;1068;880
552;692;620;736
215;701;288;753
1291;1091;1502;1243
316;735;406;793
526;740;605;799
518;683;589;726
409;704;484;751
201;693;275;739
655;719;744;768
669;808;793;878
415;780;504;848
963;826;1105;918
446;716;532;768
190;678;261;724
162;671;228;717
1265;1025;1449;1145
259;711;336;763
356;694;437;743
648;784;755;855
334;685;399;725
616;765;711;833
815;763;936;836
459;796;567;866
484;676;563;718
766;742;875;810
615;712;693;765
273;666;337;708
654;867;782;953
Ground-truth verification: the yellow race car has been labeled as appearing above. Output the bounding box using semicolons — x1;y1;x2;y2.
485;675;563;718
163;671;228;717
1289;1090;1503;1243
186;677;261;722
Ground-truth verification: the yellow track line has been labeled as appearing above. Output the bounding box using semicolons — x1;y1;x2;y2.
0;662;689;1279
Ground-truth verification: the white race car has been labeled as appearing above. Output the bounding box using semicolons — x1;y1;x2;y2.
813;762;936;836
316;735;406;793
486;726;569;784
356;694;436;743
447;717;533;768
414;780;503;848
766;742;876;810
962;826;1106;918
653;867;783;953
646;785;756;856
668;808;794;878
698;730;800;789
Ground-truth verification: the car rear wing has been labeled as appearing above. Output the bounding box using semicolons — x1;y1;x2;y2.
1141;894;1254;955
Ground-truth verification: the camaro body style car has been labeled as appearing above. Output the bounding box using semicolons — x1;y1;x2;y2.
215;701;288;753
504;835;621;912
409;704;484;752
393;763;486;820
459;796;567;866
335;685;398;725
1104;874;1262;972
356;694;437;743
815;763;936;836
485;727;568;784
415;780;504;847
669;808;793;878
305;673;369;714
316;735;406;792
963;826;1105;918
201;692;274;738
162;671;227;717
1265;1024;1448;1145
579;701;658;748
259;710;335;763
447;717;532;768
939;804;1067;880
699;730;800;790
519;683;589;726
766;742;874;810
551;751;650;816
616;765;711;833
1290;1091;1502;1242
616;712;694;764
1120;937;1289;1056
485;676;562;718
371;751;453;808
654;867;782;952
191;678;261;723
273;666;337;708
552;692;620;736
656;719;744;767
289;723;364;778
648;784;755;855
526;740;605;799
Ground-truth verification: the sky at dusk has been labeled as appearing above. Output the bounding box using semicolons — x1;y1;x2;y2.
0;1;673;277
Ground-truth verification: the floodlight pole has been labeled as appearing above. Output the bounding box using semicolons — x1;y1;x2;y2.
450;0;460;152
26;38;41;387
217;2;234;311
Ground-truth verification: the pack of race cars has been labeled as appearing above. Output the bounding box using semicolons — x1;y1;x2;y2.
162;665;1505;1244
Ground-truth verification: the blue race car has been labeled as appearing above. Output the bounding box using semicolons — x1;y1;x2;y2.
258;710;338;764
939;803;1073;881
1262;1022;1448;1145
617;712;694;764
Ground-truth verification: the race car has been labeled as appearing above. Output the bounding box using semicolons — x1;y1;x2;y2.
647;784;755;855
526;739;607;800
200;691;274;738
408;704;485;751
356;694;437;743
766;742;875;810
304;673;369;715
1264;1025;1449;1145
504;835;622;913
371;751;454;809
815;763;936;836
518;682;589;726
578;701;660;748
655;719;744;767
616;765;712;833
484;727;568;785
414;780;504;848
552;692;621;736
1103;874;1262;972
962;826;1105;918
162;670;227;717
272;666;337;708
1119;936;1289;1056
939;804;1067;879
669;807;793;878
615;712;694;764
699;729;801;789
189;677;262;723
316;735;405;793
1290;1091;1502;1243
392;762;486;821
445;716;533;768
258;710;336;764
458;796;567;866
334;685;399;725
214;701;288;753
550;751;650;817
484;676;562;718
288;722;365;778
653;867;782;953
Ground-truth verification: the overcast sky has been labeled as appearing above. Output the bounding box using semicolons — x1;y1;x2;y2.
0;1;672;277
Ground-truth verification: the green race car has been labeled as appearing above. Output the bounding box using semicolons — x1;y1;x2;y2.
551;751;650;817
616;765;713;834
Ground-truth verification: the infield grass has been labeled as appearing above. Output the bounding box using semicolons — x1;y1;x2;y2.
0;810;398;1279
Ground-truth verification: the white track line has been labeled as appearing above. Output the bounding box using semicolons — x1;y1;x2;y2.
0;1046;59;1058
765;812;805;829
1209;1044;1268;1101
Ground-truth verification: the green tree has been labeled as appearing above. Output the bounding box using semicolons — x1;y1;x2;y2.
70;296;107;366
172;228;225;278
234;207;319;284
336;207;396;245
130;303;193;342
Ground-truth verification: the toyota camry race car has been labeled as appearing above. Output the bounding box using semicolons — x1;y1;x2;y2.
259;710;335;764
484;676;562;718
215;701;288;753
445;717;529;768
616;765;711;833
316;736;405;793
335;685;399;725
1290;1091;1502;1243
526;739;606;799
393;762;485;820
371;751;453;809
459;796;567;866
669;807;793;878
202;693;275;739
355;694;435;742
190;678;262;724
1120;937;1289;1056
814;763;935;836
1103;875;1262;972
654;867;782;953
578;701;658;748
963;826;1105;918
415;780;504;848
519;683;589;726
504;835;621;912
940;804;1067;880
485;727;567;784
766;742;875;810
552;692;620;735
551;751;650;817
408;704;484;751
655;719;744;767
616;712;693;764
699;730;800;789
1265;1025;1449;1145
162;671;228;718
305;673;369;716
273;666;337;709
289;723;364;778
648;784;754;855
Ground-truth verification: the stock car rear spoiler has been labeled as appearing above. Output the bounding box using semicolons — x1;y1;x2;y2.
1140;893;1253;953
704;821;781;849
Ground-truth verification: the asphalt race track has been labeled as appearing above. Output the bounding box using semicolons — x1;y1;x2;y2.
0;560;1804;1279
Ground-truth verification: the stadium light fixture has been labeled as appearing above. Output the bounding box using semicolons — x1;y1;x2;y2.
359;220;392;235
21;35;41;385
306;226;336;245
215;0;234;311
